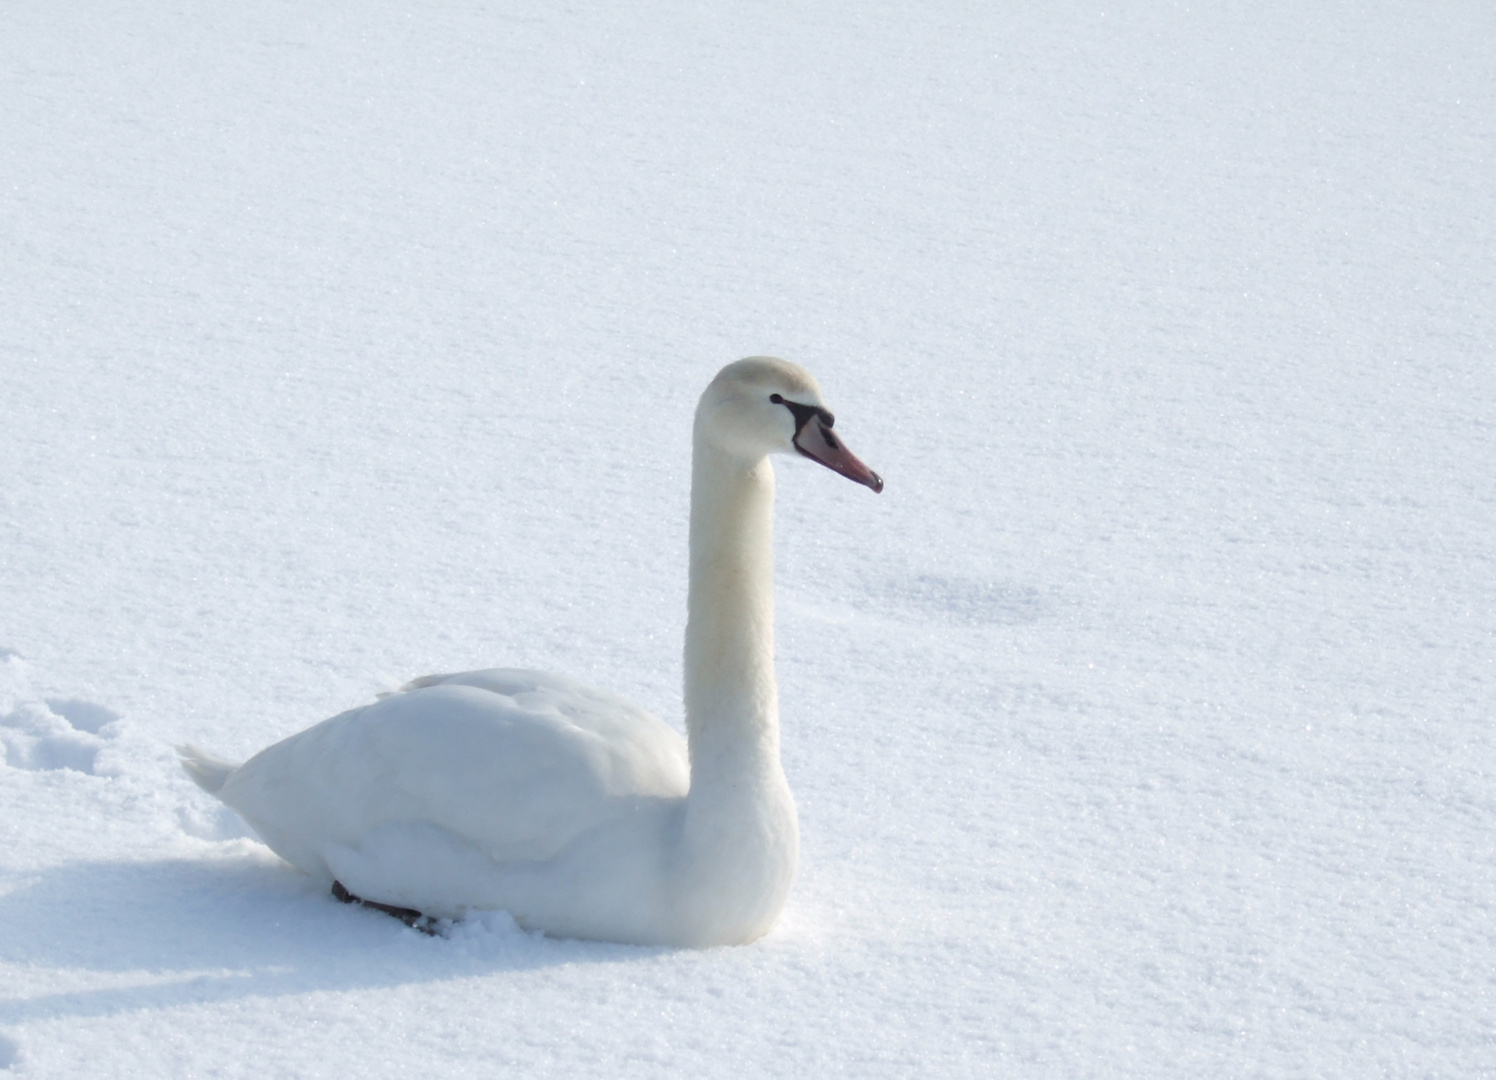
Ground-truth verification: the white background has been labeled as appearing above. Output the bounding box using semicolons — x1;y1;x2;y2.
2;2;1492;1076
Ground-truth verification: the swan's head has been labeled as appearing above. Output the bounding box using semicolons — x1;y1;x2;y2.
696;356;883;493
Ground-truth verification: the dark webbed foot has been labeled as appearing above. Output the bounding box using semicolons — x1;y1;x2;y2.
332;880;440;936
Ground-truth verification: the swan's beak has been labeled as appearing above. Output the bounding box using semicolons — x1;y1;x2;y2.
793;418;884;493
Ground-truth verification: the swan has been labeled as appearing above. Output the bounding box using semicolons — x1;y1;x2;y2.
179;356;882;946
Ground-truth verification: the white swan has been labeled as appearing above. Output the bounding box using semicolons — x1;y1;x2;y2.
180;357;882;946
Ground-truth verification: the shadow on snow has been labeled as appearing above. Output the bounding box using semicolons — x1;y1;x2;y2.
0;853;671;1026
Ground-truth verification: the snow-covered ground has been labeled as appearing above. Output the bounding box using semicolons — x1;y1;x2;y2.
2;1;1493;1075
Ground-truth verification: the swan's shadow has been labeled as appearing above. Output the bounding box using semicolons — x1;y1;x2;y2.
0;852;665;1025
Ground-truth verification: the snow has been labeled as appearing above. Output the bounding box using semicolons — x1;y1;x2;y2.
2;0;1493;1075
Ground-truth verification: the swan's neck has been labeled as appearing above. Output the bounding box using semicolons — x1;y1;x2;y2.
674;426;798;943
683;440;782;789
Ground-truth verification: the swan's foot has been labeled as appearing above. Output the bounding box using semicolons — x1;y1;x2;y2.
332;880;440;936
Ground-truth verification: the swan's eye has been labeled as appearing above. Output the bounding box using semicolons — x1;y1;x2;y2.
772;393;837;435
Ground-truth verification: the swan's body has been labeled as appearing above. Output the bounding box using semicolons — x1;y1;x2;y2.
180;357;881;946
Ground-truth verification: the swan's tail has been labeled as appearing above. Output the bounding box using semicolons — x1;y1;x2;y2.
177;744;239;794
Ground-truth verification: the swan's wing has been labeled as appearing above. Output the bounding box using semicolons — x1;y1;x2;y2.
218;670;688;874
400;668;685;785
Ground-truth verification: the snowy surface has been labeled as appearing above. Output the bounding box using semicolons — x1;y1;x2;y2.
2;1;1494;1075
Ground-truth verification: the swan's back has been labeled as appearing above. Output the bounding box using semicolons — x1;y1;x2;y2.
216;669;689;888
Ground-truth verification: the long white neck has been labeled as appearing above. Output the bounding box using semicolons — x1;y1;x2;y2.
676;428;797;941
665;382;807;943
682;438;781;786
